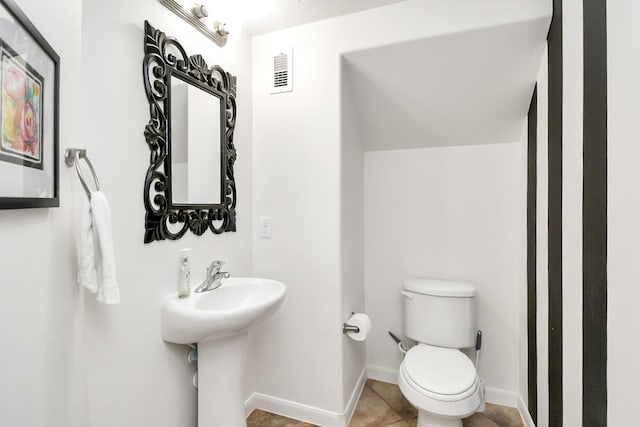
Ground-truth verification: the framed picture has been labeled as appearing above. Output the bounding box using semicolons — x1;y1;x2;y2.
0;0;59;209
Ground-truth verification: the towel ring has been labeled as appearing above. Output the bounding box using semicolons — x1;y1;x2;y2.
65;148;100;199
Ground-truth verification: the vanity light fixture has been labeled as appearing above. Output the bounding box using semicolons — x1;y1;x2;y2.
215;22;230;37
158;0;228;47
191;4;208;19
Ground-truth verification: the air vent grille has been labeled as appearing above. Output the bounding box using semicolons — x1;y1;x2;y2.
274;55;288;87
271;48;293;94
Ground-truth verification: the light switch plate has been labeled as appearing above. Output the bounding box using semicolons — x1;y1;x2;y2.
259;216;272;239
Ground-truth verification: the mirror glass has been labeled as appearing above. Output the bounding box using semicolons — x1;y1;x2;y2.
170;77;221;205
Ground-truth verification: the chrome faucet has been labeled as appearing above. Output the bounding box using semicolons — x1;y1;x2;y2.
194;260;230;293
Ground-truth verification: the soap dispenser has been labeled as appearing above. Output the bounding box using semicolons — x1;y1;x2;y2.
178;248;191;298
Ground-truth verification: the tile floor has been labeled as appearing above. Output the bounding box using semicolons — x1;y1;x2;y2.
247;379;524;427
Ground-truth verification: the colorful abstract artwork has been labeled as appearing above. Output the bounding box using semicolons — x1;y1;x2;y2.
0;42;43;169
0;0;60;209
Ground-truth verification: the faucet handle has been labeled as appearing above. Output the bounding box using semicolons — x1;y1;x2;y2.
207;260;224;275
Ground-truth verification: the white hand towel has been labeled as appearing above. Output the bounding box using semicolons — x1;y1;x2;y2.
90;191;120;304
77;196;98;293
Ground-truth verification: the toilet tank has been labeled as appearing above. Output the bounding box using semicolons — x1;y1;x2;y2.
402;278;477;349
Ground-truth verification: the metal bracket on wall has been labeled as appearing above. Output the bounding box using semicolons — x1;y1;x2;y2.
65;148;100;199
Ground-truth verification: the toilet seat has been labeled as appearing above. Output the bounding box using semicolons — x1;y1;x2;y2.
403;344;478;401
398;344;481;419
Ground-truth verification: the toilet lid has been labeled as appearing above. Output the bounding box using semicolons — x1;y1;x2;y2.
404;345;477;396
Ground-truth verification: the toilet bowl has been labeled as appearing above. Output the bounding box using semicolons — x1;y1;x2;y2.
398;279;483;427
398;344;481;427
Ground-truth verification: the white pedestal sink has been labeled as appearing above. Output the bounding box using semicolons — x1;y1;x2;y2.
161;277;286;426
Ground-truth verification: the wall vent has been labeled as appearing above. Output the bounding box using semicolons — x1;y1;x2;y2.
271;47;293;94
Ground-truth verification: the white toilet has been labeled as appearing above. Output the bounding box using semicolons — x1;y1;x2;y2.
398;278;483;427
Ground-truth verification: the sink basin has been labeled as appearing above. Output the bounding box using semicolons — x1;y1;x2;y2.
160;277;286;427
161;277;286;344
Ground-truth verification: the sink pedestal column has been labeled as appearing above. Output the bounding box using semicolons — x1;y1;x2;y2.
198;332;249;426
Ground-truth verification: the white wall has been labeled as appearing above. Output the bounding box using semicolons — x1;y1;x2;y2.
340;58;366;409
535;46;550;427
251;23;345;417
78;1;253;426
364;142;526;400
607;1;640;425
0;0;88;426
252;1;549;422
561;0;583;424
518;115;530;408
0;0;554;425
1;0;254;424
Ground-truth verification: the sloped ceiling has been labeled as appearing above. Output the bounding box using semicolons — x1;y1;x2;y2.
342;17;549;150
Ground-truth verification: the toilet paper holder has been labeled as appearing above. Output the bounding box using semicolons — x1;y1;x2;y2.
343;324;360;334
342;312;360;334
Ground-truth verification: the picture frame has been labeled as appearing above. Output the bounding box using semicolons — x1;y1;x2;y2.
142;21;237;243
0;0;59;209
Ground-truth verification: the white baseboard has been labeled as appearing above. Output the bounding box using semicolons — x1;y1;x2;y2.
367;365;398;384
345;367;367;425
517;394;536;427
244;393;258;417
245;392;344;427
484;387;519;407
244;367;367;427
245;366;527;427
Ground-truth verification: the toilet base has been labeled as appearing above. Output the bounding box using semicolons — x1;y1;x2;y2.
417;410;463;427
